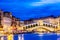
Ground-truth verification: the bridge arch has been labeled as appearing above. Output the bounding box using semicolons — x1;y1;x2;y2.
32;27;55;33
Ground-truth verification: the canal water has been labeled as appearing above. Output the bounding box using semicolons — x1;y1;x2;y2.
1;33;60;40
14;33;58;40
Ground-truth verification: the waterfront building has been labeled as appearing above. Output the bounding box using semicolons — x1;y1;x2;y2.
15;18;23;33
1;11;12;33
11;16;17;33
0;10;3;31
0;10;60;34
22;15;60;33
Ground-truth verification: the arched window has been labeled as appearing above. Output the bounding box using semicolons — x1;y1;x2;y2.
55;25;57;28
23;27;26;30
0;25;3;28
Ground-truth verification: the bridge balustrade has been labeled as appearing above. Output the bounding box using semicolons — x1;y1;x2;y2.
43;23;57;28
24;24;38;29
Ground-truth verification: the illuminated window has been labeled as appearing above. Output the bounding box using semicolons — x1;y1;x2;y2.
0;15;3;28
23;27;26;30
0;25;3;28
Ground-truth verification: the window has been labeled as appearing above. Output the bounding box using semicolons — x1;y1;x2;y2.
0;16;1;20
23;27;26;30
0;15;3;28
0;25;3;28
0;20;1;25
0;13;1;16
54;25;57;28
0;21;1;23
0;13;1;20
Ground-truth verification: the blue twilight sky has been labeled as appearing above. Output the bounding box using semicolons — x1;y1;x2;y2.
0;0;60;20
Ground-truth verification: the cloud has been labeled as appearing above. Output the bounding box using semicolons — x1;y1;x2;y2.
0;0;60;20
30;0;60;6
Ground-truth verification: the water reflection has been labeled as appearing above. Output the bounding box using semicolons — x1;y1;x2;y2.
14;33;57;40
1;33;59;40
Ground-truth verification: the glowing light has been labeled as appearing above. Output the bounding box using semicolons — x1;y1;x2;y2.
7;34;13;40
18;34;24;40
38;33;44;36
1;37;4;40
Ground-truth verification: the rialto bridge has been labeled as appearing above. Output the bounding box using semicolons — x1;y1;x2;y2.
0;10;60;34
23;23;58;33
24;26;56;33
23;18;60;33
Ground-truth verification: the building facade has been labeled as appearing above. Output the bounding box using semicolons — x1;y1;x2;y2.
0;10;60;34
